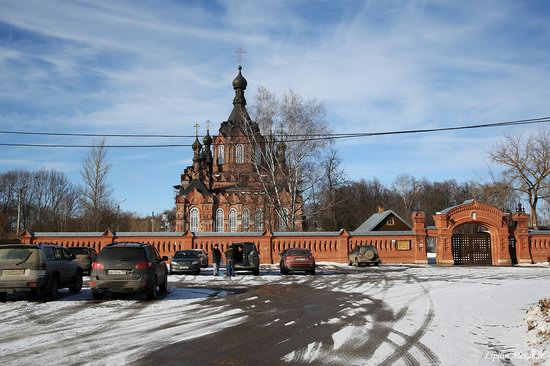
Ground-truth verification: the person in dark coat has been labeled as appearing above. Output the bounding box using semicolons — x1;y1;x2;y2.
225;245;235;277
212;244;222;276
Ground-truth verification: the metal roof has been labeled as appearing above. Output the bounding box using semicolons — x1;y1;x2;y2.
354;210;412;232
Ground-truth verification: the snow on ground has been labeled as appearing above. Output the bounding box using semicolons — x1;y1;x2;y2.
525;298;550;366
0;264;548;365
0;287;244;366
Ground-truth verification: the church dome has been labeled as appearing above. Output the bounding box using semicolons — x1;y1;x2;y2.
232;65;247;89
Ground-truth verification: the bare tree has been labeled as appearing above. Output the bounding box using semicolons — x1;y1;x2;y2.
309;148;347;230
80;139;113;231
247;87;332;231
488;128;550;229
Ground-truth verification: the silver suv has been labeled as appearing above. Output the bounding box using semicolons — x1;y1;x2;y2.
0;244;83;301
348;245;382;267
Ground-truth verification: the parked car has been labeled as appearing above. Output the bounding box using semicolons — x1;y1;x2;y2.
230;242;260;275
89;242;168;300
191;249;208;268
170;250;201;275
66;246;97;275
348;245;381;266
280;248;316;275
0;243;83;301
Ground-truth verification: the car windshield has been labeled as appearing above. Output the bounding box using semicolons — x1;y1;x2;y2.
67;248;89;255
174;251;197;259
98;247;145;261
288;249;310;256
0;247;37;265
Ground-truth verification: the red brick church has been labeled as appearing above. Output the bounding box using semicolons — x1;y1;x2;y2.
174;67;303;232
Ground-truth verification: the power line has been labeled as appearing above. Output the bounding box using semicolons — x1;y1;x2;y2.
0;116;549;148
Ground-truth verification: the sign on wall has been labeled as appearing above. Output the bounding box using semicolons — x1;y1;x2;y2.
397;240;411;251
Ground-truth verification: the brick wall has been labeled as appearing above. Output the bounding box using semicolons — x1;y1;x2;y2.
20;229;426;265
529;231;550;263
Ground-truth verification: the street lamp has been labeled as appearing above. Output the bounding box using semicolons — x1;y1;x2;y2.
116;199;126;232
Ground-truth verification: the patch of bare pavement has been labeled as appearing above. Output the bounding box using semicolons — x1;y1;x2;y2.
136;266;441;366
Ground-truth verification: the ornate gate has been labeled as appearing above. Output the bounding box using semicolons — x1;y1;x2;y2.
451;233;492;265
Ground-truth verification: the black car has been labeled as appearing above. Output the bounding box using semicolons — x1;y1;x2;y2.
89;242;169;300
170;250;201;275
230;242;260;275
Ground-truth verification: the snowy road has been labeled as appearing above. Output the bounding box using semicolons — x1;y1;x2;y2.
0;264;548;365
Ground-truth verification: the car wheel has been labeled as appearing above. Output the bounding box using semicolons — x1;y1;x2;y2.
355;259;359;267
348;260;353;266
91;289;103;300
195;267;201;275
252;267;260;276
45;275;59;301
310;267;316;275
0;292;6;302
146;277;158;300
374;262;380;267
159;274;168;293
69;271;83;293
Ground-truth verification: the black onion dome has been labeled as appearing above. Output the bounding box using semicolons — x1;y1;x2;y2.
232;65;247;89
202;130;213;145
192;136;201;150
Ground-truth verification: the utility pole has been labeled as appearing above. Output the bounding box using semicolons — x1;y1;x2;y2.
15;186;26;239
116;198;126;232
151;211;155;232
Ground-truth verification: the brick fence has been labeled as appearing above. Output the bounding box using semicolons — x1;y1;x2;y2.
20;228;427;265
18;208;550;265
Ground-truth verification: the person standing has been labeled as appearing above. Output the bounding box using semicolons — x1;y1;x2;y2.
212;244;222;276
225;245;235;277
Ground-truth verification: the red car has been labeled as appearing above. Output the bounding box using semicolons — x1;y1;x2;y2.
280;248;316;275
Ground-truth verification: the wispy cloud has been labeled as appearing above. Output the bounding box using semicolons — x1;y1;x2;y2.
0;0;549;214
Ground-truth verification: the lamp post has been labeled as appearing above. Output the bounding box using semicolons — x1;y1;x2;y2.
116;198;126;232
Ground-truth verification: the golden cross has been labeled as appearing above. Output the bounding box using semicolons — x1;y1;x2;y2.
205;119;211;131
194;123;200;136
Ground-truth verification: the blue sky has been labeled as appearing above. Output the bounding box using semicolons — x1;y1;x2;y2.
1;0;550;216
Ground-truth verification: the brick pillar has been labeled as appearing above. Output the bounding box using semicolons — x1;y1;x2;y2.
411;212;428;264
337;230;350;263
182;230;194;250
101;230;115;250
433;214;453;265
260;230;273;264
513;212;531;264
20;230;34;244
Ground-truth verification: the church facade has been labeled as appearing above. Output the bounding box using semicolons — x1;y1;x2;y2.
174;67;303;233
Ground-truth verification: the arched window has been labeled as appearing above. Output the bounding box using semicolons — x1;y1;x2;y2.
215;208;224;232
235;144;244;164
217;145;224;165
255;208;264;231
242;208;250;231
229;208;237;232
190;208;199;232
